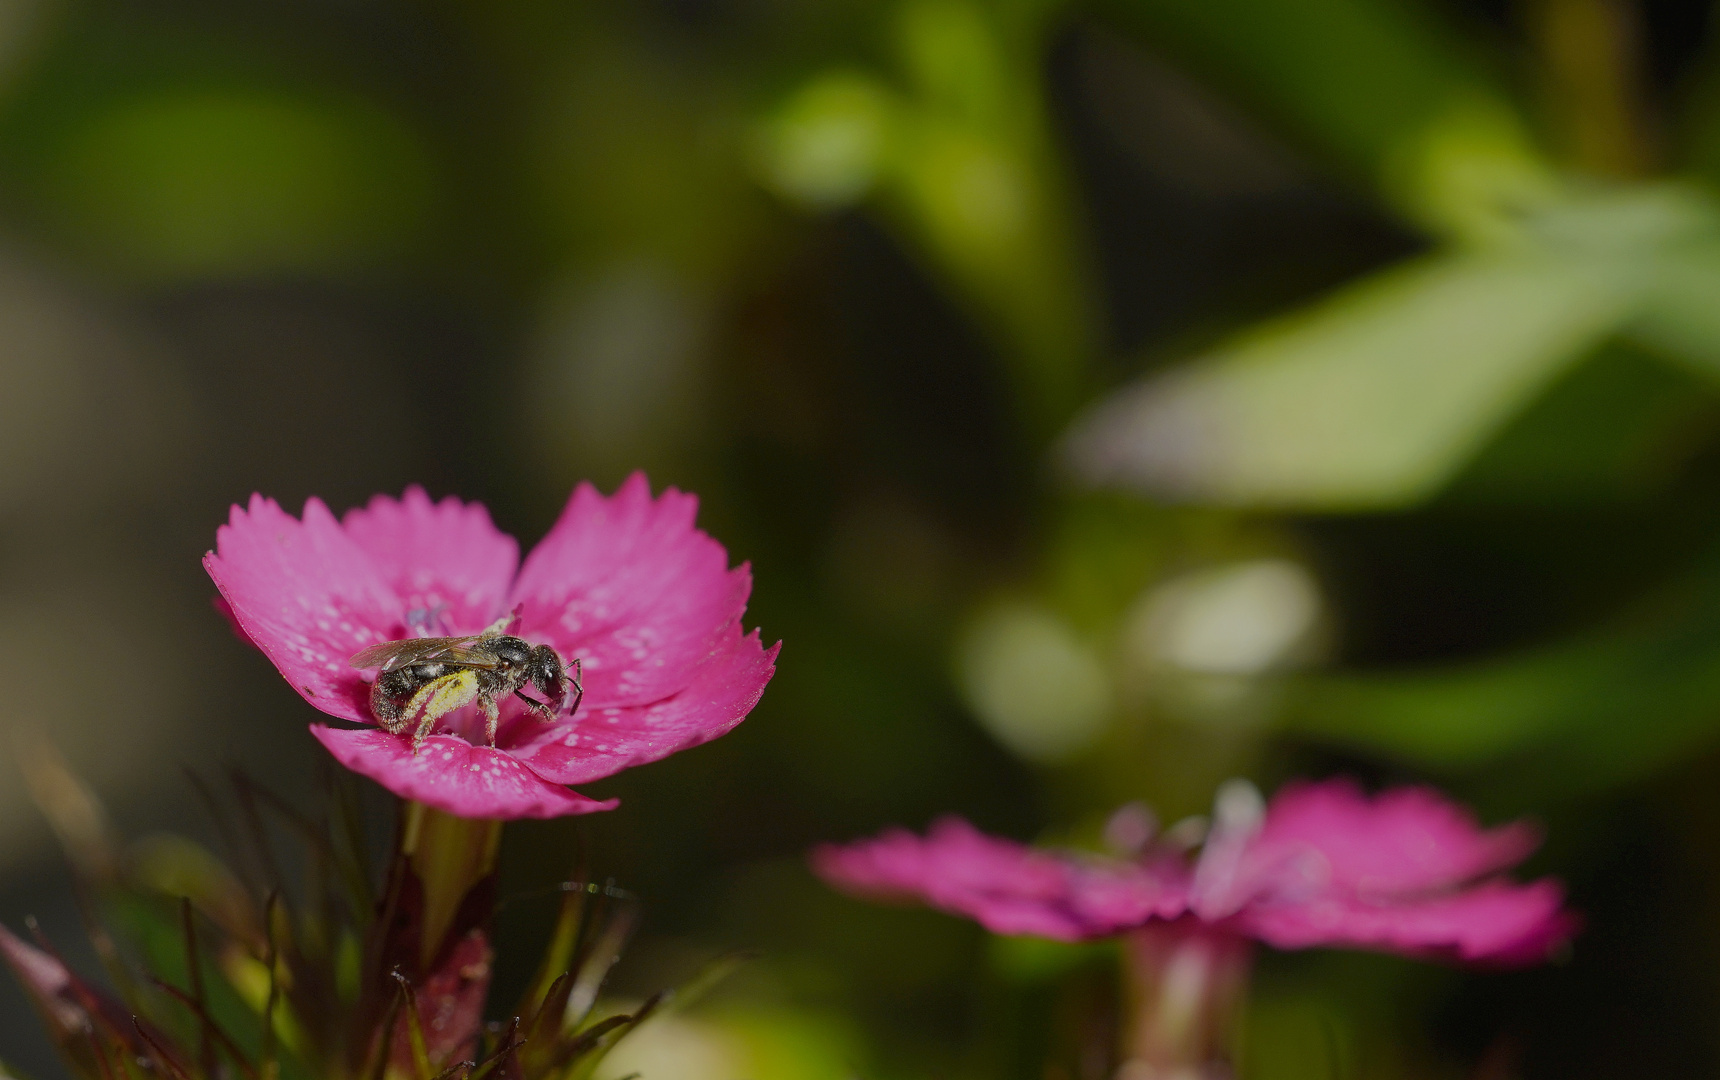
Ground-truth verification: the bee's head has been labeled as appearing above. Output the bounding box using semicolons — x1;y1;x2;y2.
525;644;571;712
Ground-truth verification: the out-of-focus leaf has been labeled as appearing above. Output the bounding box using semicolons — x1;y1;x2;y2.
0;922;190;1080
1444;341;1720;503
128;835;264;952
17;734;118;882
1281;544;1720;798
988;935;1111;984
883;0;1096;435
1096;0;1477;164
1093;0;1555;235
1500;187;1720;419
757;0;1097;439
1383;96;1563;243
1064;247;1646;509
1236;991;1356;1080
26;88;436;280
1628;238;1720;377
1673;35;1720;189
535;42;763;282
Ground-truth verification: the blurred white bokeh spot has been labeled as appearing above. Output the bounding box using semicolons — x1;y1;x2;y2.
598;1014;739;1080
956;599;1110;764
757;70;895;210
1124;558;1323;676
598;1007;862;1080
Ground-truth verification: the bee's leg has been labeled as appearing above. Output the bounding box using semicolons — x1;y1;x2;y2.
513;690;556;722
480;695;501;747
403;671;479;754
409;708;439;754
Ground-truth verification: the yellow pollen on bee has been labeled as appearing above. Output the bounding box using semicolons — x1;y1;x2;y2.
404;669;481;728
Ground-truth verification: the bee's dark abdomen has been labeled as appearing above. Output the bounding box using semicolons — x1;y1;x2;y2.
371;677;404;723
372;667;426;726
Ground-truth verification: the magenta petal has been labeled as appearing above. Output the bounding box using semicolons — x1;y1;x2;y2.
310;726;618;820
509;625;778;785
1252;779;1541;895
510;473;754;707
341;487;520;635
1242;878;1575;963
812;818;1185;942
1069;862;1190;930
205;495;403;724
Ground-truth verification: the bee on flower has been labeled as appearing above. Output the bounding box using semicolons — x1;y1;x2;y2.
205;473;778;819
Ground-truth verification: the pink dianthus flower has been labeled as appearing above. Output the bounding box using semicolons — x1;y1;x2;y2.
813;778;1573;964
205;473;778;820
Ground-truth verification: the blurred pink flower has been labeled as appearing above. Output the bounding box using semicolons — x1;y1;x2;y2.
205;473;778;820
811;816;1186;941
813;778;1573;963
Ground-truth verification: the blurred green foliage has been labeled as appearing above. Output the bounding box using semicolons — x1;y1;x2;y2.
3;0;1720;1076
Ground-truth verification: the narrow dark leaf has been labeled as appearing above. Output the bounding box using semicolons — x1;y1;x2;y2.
465;1018;523;1080
131;1019;195;1080
524;972;573;1050
186;770;260;902
658;952;754;1017
151;982;259;1080
178;900;217;1079
554;1013;632;1059
553;998;662;1079
229;771;287;901
392;969;435;1080
565;888;637;1031
515;886;586;1024
363;967;408;1080
324;761;376;919
259;893;282;1080
86;1033;119;1080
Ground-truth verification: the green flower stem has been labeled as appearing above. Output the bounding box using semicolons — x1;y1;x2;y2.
1529;0;1655;178
400;802;502;970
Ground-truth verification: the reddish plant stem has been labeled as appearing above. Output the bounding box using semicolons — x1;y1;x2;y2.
1117;921;1251;1080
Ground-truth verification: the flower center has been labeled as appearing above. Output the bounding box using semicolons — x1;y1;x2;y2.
1189;778;1266;920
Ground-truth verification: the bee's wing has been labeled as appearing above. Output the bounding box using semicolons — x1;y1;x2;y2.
348;635;483;670
418;645;503;670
